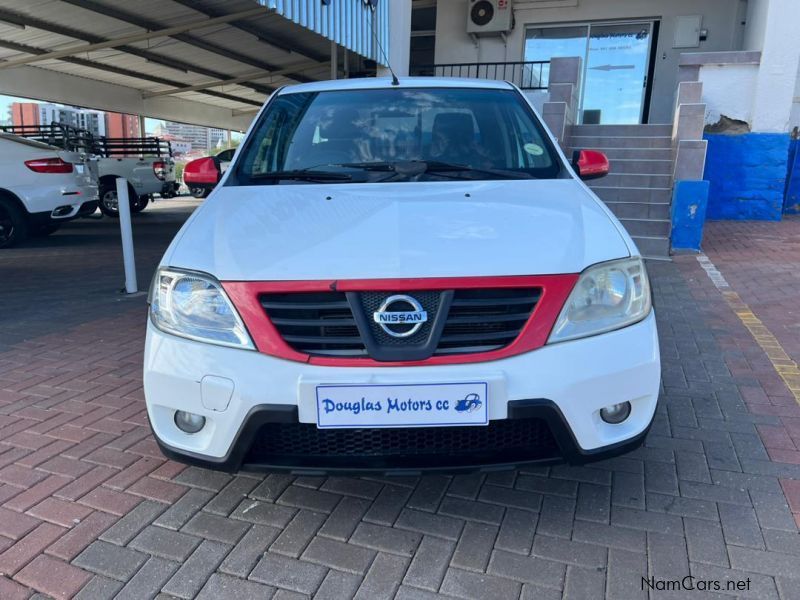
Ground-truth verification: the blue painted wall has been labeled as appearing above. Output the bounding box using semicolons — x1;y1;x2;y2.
671;180;710;251
703;132;791;220
785;138;800;214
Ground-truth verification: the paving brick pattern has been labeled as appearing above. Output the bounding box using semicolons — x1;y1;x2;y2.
0;207;799;598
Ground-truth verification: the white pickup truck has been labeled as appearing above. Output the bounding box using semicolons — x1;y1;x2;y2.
0;132;98;248
93;136;178;217
1;124;178;217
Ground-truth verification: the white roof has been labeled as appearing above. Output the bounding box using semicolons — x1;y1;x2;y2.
279;77;515;95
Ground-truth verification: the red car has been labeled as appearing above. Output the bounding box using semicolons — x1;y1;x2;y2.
183;148;235;198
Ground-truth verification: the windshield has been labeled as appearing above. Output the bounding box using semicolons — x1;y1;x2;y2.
234;87;561;184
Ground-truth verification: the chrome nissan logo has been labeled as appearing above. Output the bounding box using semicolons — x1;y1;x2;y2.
372;295;428;338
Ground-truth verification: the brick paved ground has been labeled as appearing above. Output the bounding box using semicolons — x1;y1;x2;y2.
1;207;799;599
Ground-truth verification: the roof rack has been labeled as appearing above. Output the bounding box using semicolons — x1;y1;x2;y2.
0;123;95;154
0;122;173;158
93;137;173;158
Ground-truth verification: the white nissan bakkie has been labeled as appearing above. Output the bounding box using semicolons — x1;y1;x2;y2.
144;77;660;473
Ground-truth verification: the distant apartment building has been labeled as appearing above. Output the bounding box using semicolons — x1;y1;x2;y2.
156;121;225;151
10;102;39;127
105;112;140;138
11;101;107;136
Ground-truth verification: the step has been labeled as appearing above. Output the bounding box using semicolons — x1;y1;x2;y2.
604;201;671;221
589;186;673;204
571;124;673;137
568;147;673;161
632;235;671;259
618;218;672;237
569;135;673;149
587;173;673;189
607;159;673;176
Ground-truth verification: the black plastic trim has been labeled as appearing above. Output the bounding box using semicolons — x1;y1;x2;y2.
153;399;653;475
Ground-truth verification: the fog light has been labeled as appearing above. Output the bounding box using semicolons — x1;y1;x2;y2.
174;410;206;434
600;402;631;424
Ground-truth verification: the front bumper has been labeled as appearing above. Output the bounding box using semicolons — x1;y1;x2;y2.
144;312;660;474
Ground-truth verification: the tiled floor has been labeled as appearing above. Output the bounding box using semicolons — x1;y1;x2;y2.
0;207;799;599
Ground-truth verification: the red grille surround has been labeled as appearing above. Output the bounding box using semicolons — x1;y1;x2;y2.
223;275;578;366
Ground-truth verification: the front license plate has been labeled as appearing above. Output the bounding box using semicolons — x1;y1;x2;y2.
315;382;489;429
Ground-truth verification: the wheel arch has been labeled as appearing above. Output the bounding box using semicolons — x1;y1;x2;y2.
99;176;138;198
0;188;29;216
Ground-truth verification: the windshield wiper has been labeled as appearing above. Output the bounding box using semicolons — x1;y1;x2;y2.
248;170;353;182
335;160;534;181
421;161;535;180
333;162;396;171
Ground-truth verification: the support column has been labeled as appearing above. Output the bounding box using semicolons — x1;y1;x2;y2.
746;0;800;132
330;41;337;80
541;56;581;150
377;0;411;78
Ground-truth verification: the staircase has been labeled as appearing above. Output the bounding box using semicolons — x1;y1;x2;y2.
567;124;674;259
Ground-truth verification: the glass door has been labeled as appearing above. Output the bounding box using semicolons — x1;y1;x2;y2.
524;25;588;91
581;23;652;124
524;21;655;124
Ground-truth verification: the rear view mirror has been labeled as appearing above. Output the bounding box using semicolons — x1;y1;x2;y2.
572;150;609;180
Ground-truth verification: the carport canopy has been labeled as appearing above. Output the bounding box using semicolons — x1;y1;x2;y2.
0;0;386;130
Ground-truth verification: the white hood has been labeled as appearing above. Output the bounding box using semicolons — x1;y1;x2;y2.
165;179;631;280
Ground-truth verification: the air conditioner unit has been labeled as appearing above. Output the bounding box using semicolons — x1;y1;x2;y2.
466;0;514;35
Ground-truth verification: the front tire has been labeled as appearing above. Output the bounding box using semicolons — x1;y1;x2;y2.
98;182;139;218
0;198;29;249
190;186;210;199
131;195;150;213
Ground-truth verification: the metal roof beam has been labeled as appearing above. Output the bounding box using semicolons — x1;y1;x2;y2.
0;39;263;107
0;7;269;69
0;64;255;130
168;0;329;64
232;107;261;117
58;0;315;83
142;61;317;98
0;7;274;96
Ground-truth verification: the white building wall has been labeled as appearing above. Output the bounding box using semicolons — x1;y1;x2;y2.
434;0;745;123
700;63;759;126
746;0;800;132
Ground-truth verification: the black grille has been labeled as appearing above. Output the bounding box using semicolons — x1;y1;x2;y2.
243;417;559;470
260;292;367;356
436;288;540;355
260;287;541;360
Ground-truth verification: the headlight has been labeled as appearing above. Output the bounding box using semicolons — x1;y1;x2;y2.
548;257;651;343
149;268;254;349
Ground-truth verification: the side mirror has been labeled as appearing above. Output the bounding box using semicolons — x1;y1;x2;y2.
572;149;609;180
183;156;220;185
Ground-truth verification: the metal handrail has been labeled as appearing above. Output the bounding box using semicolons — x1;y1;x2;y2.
410;60;550;90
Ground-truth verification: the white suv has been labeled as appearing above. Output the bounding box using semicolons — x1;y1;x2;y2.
0;132;98;248
144;78;660;473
